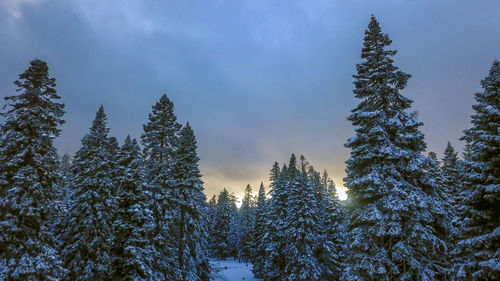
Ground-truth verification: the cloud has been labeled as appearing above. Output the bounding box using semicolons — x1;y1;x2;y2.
0;0;499;202
1;0;40;19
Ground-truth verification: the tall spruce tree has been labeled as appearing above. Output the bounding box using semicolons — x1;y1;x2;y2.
343;16;448;280
441;142;462;241
454;60;500;280
207;194;218;252
141;94;182;279
283;155;322;281
263;162;289;280
61;105;116;280
442;142;460;198
110;136;155;280
211;188;237;259
320;178;346;280
251;182;267;277
237;184;256;262
170;123;211;280
0;59;66;280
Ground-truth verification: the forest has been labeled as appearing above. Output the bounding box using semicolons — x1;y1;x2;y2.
0;15;498;281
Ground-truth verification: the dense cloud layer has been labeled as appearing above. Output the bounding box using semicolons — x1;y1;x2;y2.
1;0;499;200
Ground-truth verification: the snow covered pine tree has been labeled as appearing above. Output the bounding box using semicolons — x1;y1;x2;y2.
61;106;116;280
170;123;211;280
342;16;448;280
211;189;238;259
263;162;289;280
0;59;66;280
454;60;500;280
141;94;182;279
237;184;256;262
251;182;267;277
110;136;155;280
283;155;322;281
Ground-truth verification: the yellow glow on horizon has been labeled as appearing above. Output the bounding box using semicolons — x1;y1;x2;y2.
235;196;242;208
336;185;348;201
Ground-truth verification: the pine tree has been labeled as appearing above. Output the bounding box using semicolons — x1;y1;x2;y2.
141;94;182;279
251;182;267;277
237;184;256;262
310;169;346;280
284;155;322;281
442;142;460;198
59;153;72;187
0;59;66;280
110;136;155;280
454;60;500;280
106;136;121;188
226;192;240;259
61;105;116;280
207;194;218;252
263;162;289;280
170;123;211;280
320;179;346;280
211;188;237;259
343;16;448;280
441;142;462;243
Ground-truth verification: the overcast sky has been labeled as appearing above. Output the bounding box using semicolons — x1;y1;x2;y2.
1;0;499;201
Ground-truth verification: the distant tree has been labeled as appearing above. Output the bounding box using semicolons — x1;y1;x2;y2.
110;136;155;280
0;59;66;280
342;16;448;280
251;182;267;277
442;142;460;198
237;184;256;262
283;155;322;281
61;105;116;280
106;136;120;188
59;153;72;187
226;193;241;258
320;179;346;280
315;170;346;280
454;60;500;280
263;162;289;280
211;188;237;259
207;194;218;251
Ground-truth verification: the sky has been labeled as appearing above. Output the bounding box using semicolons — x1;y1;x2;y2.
1;0;499;202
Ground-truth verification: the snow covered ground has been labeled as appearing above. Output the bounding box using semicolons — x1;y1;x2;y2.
210;258;262;281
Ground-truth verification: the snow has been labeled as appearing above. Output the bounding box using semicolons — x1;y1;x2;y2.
210;259;262;281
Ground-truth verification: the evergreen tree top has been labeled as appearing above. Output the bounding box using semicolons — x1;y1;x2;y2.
461;59;500;170
257;182;265;201
209;194;217;206
241;184;253;210
120;135;141;161
2;58;65;136
442;141;458;167
173;122;203;184
352;15;412;113
269;161;280;185
179;122;199;159
141;94;181;161
428;151;439;162
288;154;297;175
89;105;108;134
78;105;110;151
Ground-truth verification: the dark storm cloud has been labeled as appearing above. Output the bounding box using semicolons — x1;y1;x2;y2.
1;0;499;199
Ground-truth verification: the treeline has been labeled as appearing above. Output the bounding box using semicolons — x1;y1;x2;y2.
207;157;344;280
208;16;499;281
0;60;210;280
